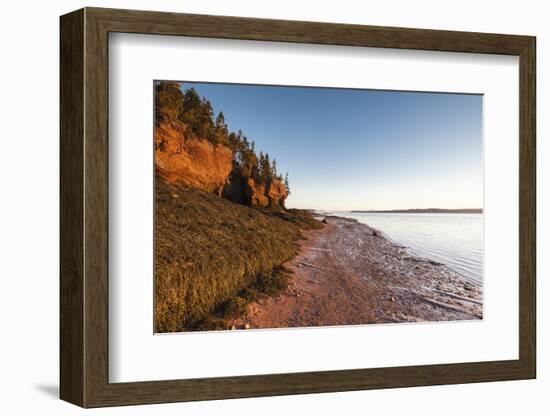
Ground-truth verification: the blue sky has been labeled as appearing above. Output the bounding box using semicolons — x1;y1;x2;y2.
175;81;483;211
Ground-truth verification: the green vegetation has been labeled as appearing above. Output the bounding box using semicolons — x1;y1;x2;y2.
155;81;289;190
155;178;322;332
155;81;184;123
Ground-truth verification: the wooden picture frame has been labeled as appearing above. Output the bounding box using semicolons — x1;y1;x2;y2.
60;7;536;408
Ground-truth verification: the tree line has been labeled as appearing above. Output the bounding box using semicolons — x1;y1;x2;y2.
155;81;290;190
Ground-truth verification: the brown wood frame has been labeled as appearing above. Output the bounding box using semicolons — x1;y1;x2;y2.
60;7;536;408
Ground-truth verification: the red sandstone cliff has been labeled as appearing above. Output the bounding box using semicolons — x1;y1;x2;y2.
222;175;288;208
155;121;233;196
265;178;288;208
155;120;288;208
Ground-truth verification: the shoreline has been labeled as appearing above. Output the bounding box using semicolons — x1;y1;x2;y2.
350;209;483;214
232;215;482;329
331;214;483;286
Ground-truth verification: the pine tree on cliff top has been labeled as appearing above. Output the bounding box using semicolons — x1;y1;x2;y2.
180;87;202;136
214;112;229;146
155;81;184;124
284;172;291;194
228;132;239;152
257;152;265;181
259;153;271;184
199;99;215;143
272;158;278;179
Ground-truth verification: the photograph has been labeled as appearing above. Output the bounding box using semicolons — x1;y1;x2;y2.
154;80;484;333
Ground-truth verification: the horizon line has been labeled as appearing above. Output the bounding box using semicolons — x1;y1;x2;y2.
293;207;484;213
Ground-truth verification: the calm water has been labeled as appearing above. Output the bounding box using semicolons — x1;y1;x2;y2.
332;212;483;282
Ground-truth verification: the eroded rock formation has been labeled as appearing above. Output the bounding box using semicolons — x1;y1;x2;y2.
223;175;288;208
155;120;289;209
155;121;233;196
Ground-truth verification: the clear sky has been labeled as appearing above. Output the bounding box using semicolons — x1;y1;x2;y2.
176;81;483;211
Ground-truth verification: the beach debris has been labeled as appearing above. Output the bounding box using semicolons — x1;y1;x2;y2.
296;261;320;269
431;289;482;305
321;217;328;224
244;323;250;329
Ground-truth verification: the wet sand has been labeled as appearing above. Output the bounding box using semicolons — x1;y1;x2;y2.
234;216;482;329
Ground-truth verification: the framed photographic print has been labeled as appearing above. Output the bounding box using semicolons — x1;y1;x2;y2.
60;7;536;408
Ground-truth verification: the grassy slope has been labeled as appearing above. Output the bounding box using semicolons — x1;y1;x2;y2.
155;177;321;332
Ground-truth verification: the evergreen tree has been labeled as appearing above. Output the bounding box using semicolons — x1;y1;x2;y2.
241;149;258;177
228;132;239;151
180;87;202;135
257;152;265;183
214;112;229;145
155;81;184;123
284;172;290;194
261;153;271;184
199;99;215;142
250;161;259;180
272;159;278;178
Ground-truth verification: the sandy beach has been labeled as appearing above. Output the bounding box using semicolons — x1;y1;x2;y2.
233;216;482;329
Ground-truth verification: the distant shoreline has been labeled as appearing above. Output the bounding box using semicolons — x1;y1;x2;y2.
351;208;483;214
